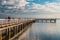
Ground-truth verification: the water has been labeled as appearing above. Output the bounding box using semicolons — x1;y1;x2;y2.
16;19;60;40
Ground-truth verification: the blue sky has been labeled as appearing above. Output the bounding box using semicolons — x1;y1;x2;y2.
26;0;54;4
26;0;60;4
0;0;60;18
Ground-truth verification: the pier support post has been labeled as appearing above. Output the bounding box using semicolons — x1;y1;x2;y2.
50;19;56;23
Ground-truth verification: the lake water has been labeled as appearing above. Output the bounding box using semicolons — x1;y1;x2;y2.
16;19;60;40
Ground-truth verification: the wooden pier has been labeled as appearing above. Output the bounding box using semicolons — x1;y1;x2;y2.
0;19;36;40
37;19;56;23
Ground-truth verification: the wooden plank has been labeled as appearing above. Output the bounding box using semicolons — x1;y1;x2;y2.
9;25;30;40
0;31;2;40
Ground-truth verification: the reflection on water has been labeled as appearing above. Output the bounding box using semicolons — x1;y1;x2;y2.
16;19;60;40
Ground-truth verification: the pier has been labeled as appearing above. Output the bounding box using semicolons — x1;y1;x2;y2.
0;19;36;40
37;19;56;23
0;18;57;40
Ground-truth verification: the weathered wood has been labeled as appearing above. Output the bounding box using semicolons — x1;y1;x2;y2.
0;19;36;40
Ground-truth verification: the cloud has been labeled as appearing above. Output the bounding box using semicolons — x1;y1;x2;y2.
1;0;60;18
26;2;60;13
17;0;60;13
25;2;60;13
19;2;60;18
17;0;29;8
2;0;15;5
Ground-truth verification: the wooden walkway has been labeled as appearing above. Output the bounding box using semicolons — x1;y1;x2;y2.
0;19;36;40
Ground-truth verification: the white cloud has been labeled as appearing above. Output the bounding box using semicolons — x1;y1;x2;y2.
30;3;58;13
5;0;15;4
19;2;60;18
2;1;7;5
17;0;29;8
2;0;60;18
45;3;60;12
22;2;60;13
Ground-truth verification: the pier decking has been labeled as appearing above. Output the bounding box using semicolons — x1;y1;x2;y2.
0;19;36;40
37;19;56;23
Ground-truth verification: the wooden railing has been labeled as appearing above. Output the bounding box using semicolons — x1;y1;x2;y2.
0;19;36;40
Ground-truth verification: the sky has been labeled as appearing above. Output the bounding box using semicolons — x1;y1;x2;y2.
0;0;60;18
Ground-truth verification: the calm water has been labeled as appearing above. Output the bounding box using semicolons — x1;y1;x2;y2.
16;19;60;40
